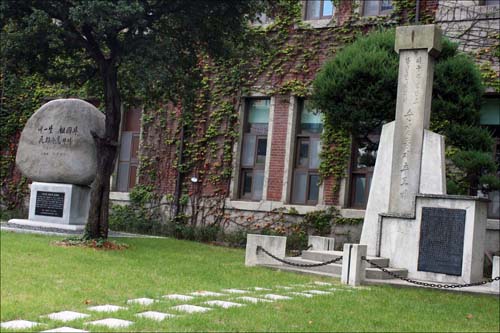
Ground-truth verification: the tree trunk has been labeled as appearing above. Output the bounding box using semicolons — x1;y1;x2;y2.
85;60;121;239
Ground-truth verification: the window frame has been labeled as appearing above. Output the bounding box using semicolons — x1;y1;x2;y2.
304;0;335;21
239;98;270;201
290;99;322;206
361;0;393;17
348;134;380;209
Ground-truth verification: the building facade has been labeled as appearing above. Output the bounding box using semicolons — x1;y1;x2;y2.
110;1;500;248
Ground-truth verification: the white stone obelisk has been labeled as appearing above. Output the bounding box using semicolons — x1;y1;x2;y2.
388;25;442;215
360;25;444;255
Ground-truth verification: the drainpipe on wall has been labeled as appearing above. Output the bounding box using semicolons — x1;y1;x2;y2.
415;0;420;24
173;120;185;219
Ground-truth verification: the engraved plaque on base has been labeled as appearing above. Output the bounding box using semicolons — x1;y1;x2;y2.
418;207;466;276
34;191;65;217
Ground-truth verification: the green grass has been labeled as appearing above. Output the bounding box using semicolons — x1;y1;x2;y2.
1;231;499;332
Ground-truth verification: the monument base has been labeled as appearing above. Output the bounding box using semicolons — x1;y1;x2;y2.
27;182;90;225
7;219;85;232
379;194;488;284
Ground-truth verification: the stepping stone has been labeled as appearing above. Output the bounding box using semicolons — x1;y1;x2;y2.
171;304;212;313
86;318;133;329
275;286;293;290
190;291;225;297
41;327;89;332
304;290;331;295
203;300;245;308
314;281;332;286
253;287;272;291
136;311;176;321
44;311;90;322
289;292;314;298
222;288;248;294
263;294;292;300
127;297;156;305
0;320;41;330
87;304;127;312
162;294;194;301
236;296;273;304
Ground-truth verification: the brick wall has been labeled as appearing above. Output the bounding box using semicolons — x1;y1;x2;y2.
266;95;290;201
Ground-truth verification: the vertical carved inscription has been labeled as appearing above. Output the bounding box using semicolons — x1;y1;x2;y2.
390;49;429;214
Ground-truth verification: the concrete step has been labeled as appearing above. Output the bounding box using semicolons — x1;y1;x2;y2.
301;250;390;268
262;256;408;280
280;257;343;275
366;267;408;280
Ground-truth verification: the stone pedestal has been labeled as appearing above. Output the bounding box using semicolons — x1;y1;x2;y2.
27;182;90;225
341;244;367;286
308;235;335;251
492;256;499;292
245;234;286;266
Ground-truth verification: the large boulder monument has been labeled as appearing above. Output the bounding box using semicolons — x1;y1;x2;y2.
10;99;105;230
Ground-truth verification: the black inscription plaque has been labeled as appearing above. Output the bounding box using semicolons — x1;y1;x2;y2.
417;207;466;276
35;191;65;217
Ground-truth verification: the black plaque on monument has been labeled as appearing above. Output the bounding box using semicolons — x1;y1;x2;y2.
35;191;65;217
417;207;466;276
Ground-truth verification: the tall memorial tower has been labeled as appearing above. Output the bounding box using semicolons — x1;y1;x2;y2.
360;25;487;284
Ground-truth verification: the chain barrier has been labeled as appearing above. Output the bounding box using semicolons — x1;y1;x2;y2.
257;246;342;267
290;244;313;257
362;257;500;289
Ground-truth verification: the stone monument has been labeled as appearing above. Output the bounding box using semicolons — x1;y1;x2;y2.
360;25;488;284
9;99;105;230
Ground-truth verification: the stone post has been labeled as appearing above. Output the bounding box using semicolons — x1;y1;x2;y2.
245;234;287;267
341;244;367;286
389;25;442;215
308;235;335;251
492;256;499;293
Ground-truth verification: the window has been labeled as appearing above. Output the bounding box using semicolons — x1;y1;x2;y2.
240;99;270;200
305;0;335;20
349;133;380;208
291;100;323;205
116;108;141;192
362;0;393;16
479;0;499;6
480;97;500;219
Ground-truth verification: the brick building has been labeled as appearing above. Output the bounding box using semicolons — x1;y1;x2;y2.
109;0;498;247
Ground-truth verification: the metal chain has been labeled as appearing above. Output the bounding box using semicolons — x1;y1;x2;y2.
257;246;342;267
362;257;500;289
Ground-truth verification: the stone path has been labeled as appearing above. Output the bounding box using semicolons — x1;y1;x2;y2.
0;281;364;332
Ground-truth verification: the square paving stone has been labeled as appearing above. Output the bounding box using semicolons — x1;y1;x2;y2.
221;289;248;294
202;300;245;308
136;311;176;321
190;291;225;297
304;290;331;295
263;294;292;300
171;305;212;313
86;318;134;329
289;292;314;298
44;311;90;322
0;320;41;330
236;297;273;304
162;294;194;301
253;287;272;291
87;304;127;312
41;327;89;332
314;281;332;286
127;298;156;305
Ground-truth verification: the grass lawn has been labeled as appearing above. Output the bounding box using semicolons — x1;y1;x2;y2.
1;231;499;332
